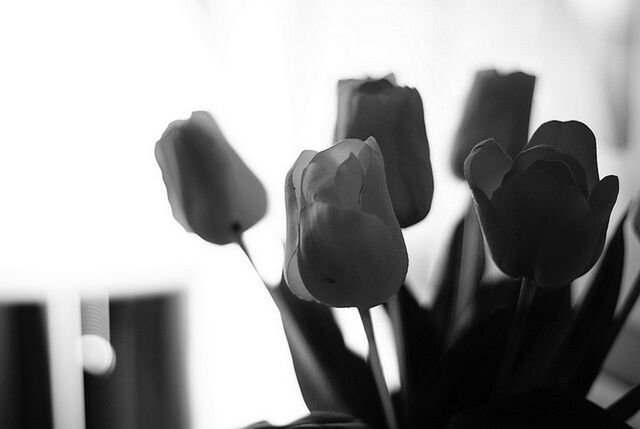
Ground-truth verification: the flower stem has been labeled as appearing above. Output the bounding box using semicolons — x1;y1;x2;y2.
358;308;399;429
492;277;537;400
234;233;271;288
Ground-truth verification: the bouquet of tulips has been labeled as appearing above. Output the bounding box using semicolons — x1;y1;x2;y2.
155;71;640;429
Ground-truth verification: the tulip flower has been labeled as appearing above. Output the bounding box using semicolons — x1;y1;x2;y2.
452;69;536;179
334;76;434;228
155;111;267;245
284;137;408;308
464;120;619;288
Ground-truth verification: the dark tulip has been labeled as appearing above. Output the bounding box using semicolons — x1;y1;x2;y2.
452;69;536;178
155;111;267;245
284;138;408;308
334;75;434;228
464;121;619;287
245;411;370;429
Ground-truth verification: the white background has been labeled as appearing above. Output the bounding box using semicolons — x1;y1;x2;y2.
1;1;640;428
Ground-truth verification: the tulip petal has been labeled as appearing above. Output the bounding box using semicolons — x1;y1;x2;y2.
333;153;364;209
302;141;365;205
464;139;513;199
528;159;582;191
284;152;318;301
161;115;233;243
589;175;620;219
155;131;190;230
506;145;589;197
298;202;407;308
451;70;536;178
491;168;590;279
358;78;394;94
359;139;407;248
526;120;599;192
292;150;318;207
334;77;397;143
585;175;620;266
356;139;374;173
346;87;433;227
335;80;366;142
470;187;521;278
533;176;618;287
156;111;268;244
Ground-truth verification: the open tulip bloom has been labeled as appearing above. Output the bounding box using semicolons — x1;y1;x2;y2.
464;120;618;288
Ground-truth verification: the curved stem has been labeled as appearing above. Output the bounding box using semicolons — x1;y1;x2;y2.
493;277;537;400
358;308;399;429
234;233;271;288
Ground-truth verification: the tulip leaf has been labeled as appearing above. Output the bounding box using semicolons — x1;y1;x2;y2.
384;284;442;426
414;288;571;427
269;281;384;429
432;206;486;345
413;305;512;428
444;387;632;429
509;285;573;393
559;214;627;395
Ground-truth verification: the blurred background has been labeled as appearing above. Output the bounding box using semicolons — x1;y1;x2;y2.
1;0;640;428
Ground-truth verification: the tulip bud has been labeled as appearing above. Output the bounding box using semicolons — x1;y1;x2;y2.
334;76;434;228
452;69;536;178
155;111;267;245
284;138;408;308
464;121;619;287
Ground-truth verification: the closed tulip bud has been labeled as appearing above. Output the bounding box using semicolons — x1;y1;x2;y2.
452;69;536;178
334;76;434;228
284;138;408;308
155;111;267;245
464;121;619;287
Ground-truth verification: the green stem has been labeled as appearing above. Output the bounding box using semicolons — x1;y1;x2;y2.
387;296;410;425
359;308;399;429
235;233;272;288
493;277;537;400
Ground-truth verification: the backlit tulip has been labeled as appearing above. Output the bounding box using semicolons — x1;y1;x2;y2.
464;121;618;287
284;138;408;308
155;111;267;245
334;76;434;228
452;70;536;178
